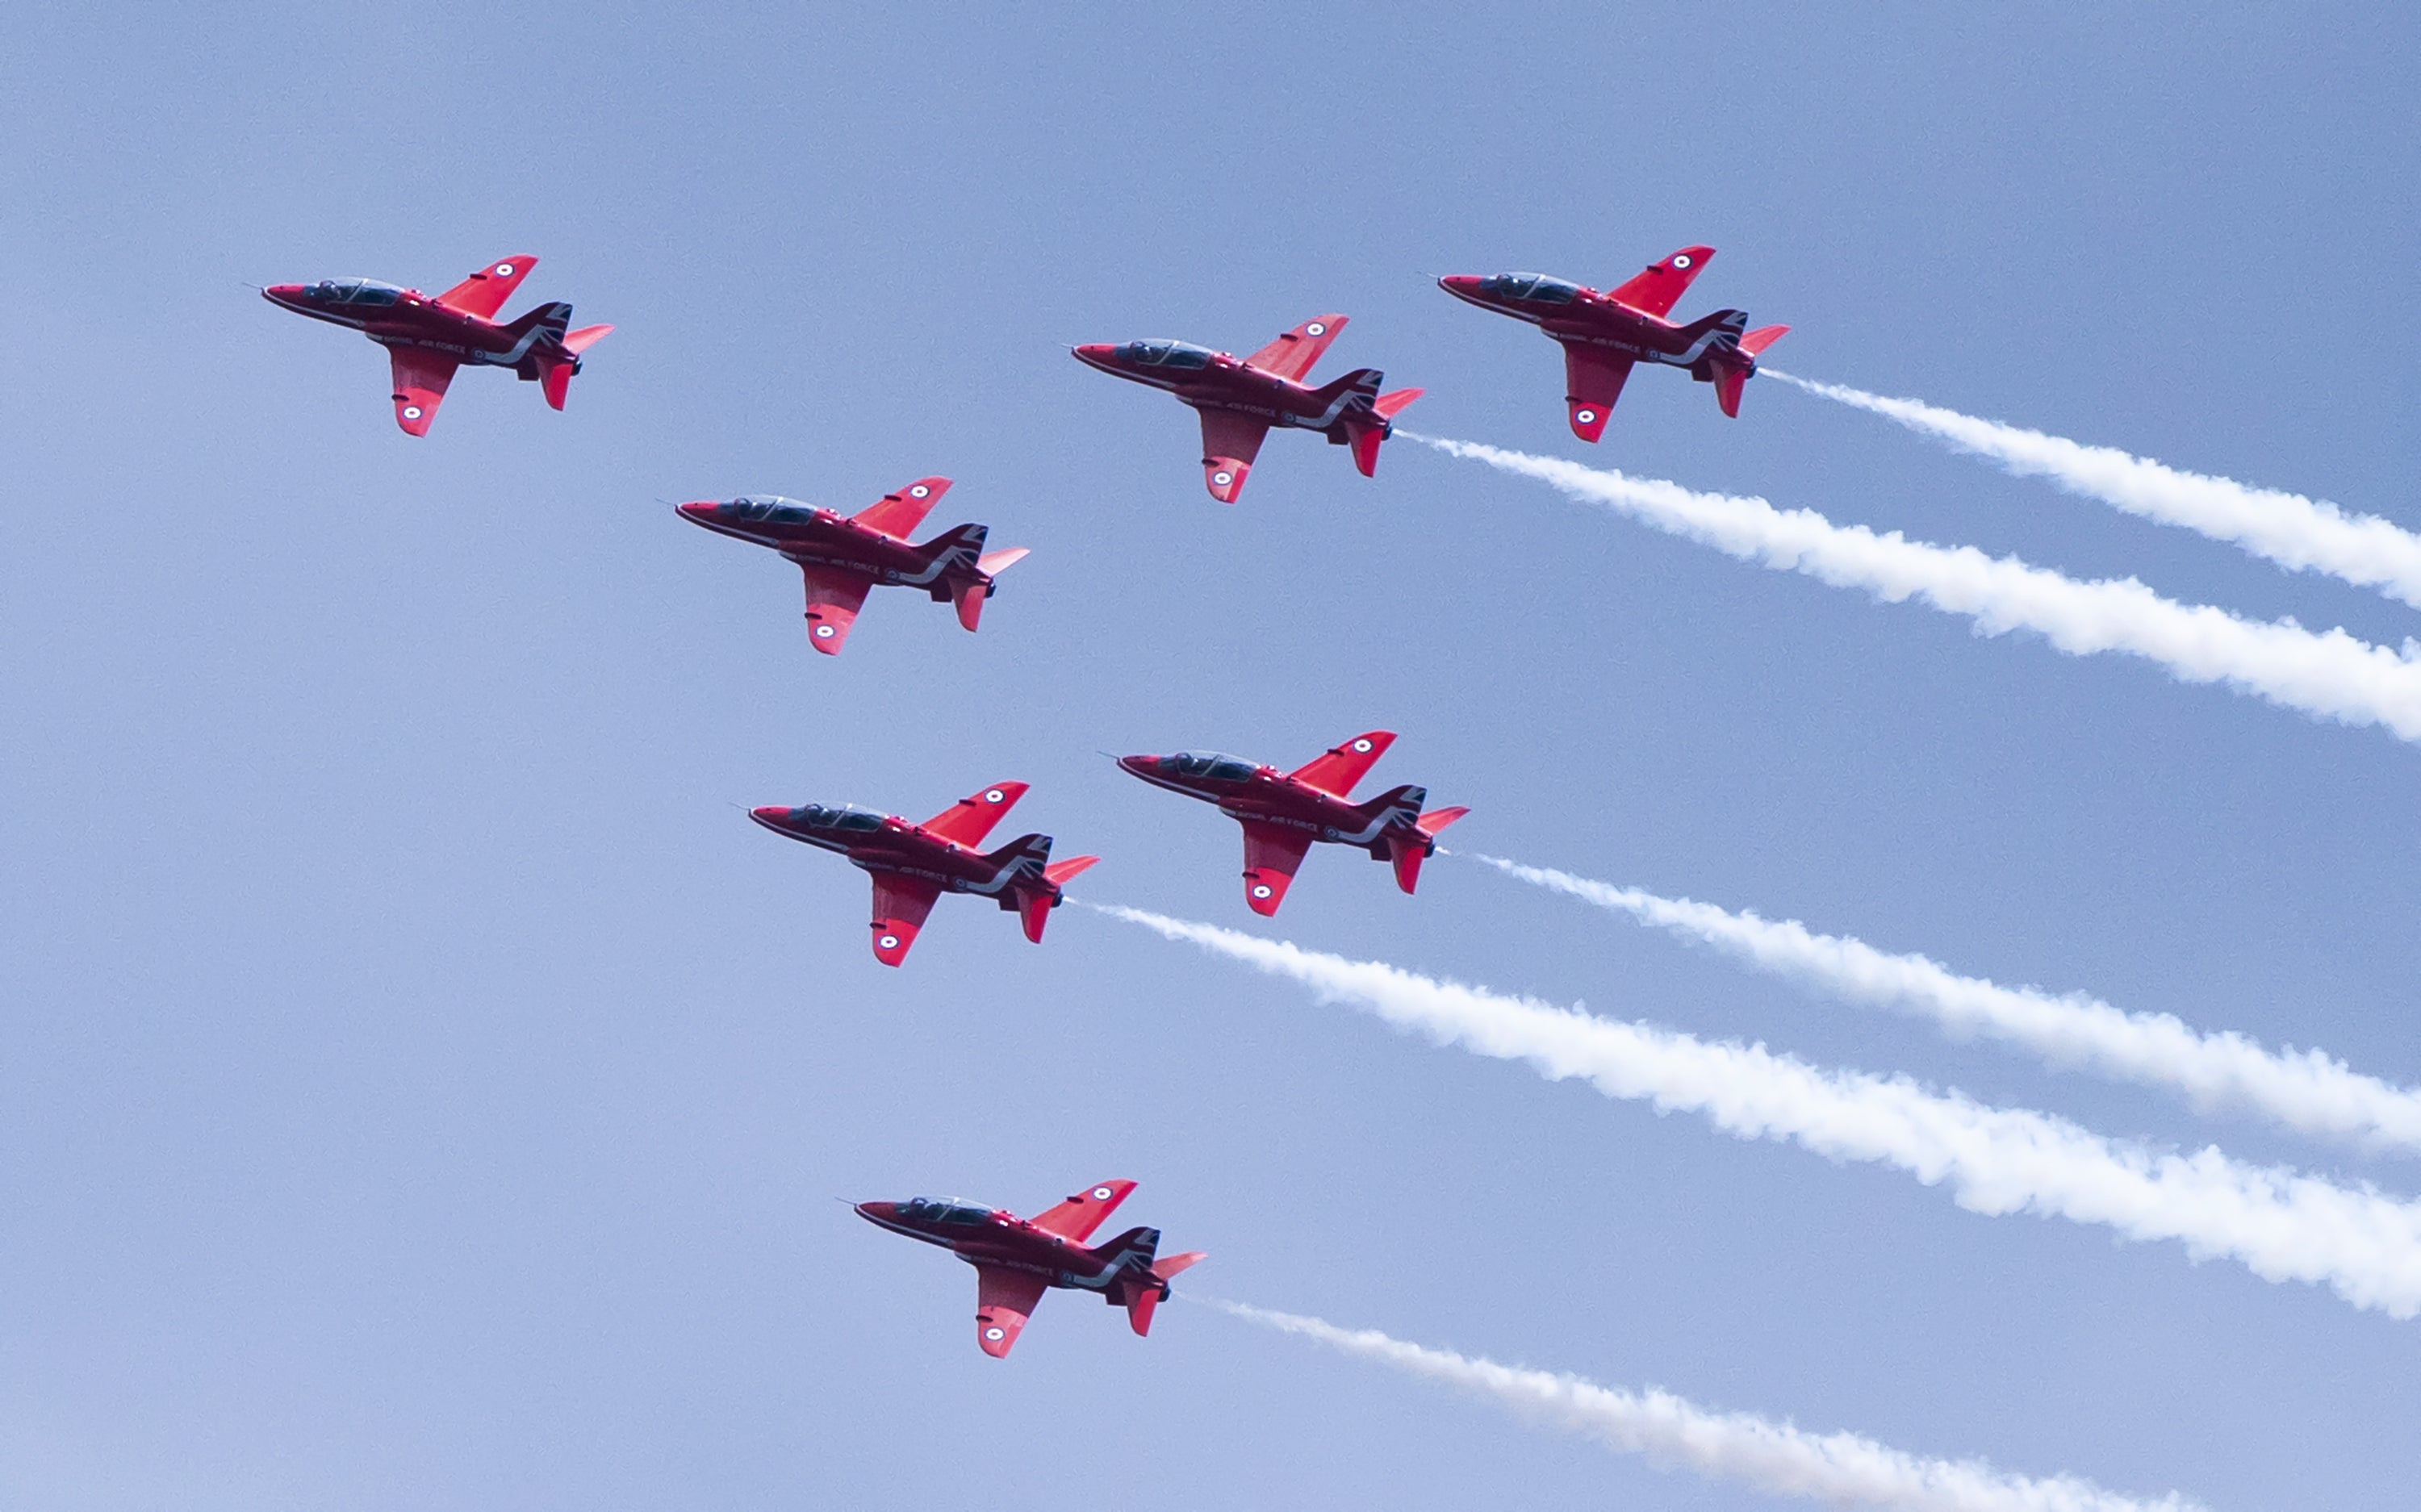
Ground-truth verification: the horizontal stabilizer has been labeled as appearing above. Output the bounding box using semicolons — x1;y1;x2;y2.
1739;324;1788;357
1416;805;1469;837
1152;1250;1205;1283
563;323;614;355
1713;364;1749;419
976;546;1029;576
1043;855;1099;888
1373;386;1423;419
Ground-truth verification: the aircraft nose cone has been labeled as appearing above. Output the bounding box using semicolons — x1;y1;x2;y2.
749;805;792;829
1072;343;1117;370
676;499;717;521
262;283;306;307
853;1201;895;1223
1116;754;1158;776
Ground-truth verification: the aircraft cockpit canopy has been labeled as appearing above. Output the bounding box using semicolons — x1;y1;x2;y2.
1161;752;1258;782
1119;340;1215;370
797;803;888;832
904;1197;995;1225
312;278;405;306
724;495;815;524
1478;273;1581;304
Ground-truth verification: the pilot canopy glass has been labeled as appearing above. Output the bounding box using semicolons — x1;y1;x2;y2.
797;803;887;831
905;1197;995;1225
1162;752;1257;783
313;278;404;306
1478;273;1580;304
725;495;815;524
1118;340;1214;369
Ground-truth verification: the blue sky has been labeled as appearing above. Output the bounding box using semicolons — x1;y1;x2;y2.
2;4;2416;1508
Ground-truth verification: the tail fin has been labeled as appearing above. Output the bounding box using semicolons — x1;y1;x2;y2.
1675;307;1749;347
951;545;1028;633
503;300;573;343
1383;806;1466;896
1308;365;1384;409
981;831;1053;880
1353;783;1427;825
1093;1225;1161;1268
1123;1249;1205;1337
1739;324;1788;357
914;522;989;578
1343;387;1419;478
1015;855;1098;943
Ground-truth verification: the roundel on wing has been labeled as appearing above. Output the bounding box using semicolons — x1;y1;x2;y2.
983;1326;1006;1343
909;484;930;498
1574;407;1597;424
985;789;1006;804
1212;470;1234;488
813;624;835;639
1351;737;1373;753
1250;883;1273;900
1092;1186;1114;1201
1305;320;1327;336
494;262;514;277
402;405;424;421
878;933;901;951
1671;253;1692;269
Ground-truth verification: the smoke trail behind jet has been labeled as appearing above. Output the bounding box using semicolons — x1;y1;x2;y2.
1406;434;2421;746
1766;370;2421;611
1211;1300;2205;1512
1091;903;2421;1316
1466;853;2421;1157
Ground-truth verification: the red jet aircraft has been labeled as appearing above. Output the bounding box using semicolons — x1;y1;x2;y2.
1073;316;1423;502
1438;248;1787;441
751;780;1096;965
1118;732;1466;916
679;478;1027;654
855;1180;1204;1358
261;255;612;436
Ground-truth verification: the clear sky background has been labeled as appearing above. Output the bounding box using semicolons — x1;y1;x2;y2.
4;4;2417;1509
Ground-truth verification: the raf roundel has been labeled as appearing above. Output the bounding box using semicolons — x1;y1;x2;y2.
1574;407;1596;424
1305;320;1327;336
1092;1186;1114;1201
1212;470;1234;488
813;624;835;639
909;484;930;499
983;1326;1006;1343
1351;737;1373;753
494;262;514;277
985;789;1006;804
1250;883;1273;900
402;405;424;421
1671;253;1693;269
878;933;901;951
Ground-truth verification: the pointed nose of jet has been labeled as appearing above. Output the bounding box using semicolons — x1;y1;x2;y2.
262;282;309;311
748;804;794;833
676;499;720;524
1116;754;1160;779
1436;274;1487;306
1072;342;1119;373
854;1200;900;1225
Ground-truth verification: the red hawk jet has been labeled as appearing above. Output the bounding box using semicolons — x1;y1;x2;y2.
261;255;612;436
855;1180;1204;1358
678;477;1027;655
1073;316;1423;502
1438;248;1787;441
1117;731;1467;916
751;780;1096;966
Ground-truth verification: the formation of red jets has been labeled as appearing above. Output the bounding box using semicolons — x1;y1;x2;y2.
264;245;1784;1356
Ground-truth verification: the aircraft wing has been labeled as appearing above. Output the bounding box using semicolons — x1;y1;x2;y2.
1244;314;1348;382
1606;245;1713;319
850;476;952;541
1287;731;1397;797
1239;820;1315;917
797;565;873;654
1560;343;1633;443
868;871;943;967
433;255;539;320
1027;1180;1138;1243
974;1264;1049;1358
387;346;459;436
920;781;1029;848
1197;408;1271;503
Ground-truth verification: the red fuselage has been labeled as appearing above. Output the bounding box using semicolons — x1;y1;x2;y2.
750;802;1056;903
1073;340;1384;436
855;1198;1142;1294
1118;750;1427;856
678;497;1000;604
263;278;565;371
1440;272;1749;372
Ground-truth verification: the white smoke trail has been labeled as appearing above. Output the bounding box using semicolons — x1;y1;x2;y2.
1766;370;2421;611
1406;434;2421;745
1210;1300;2205;1512
1093;904;2421;1317
1465;853;2421;1156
